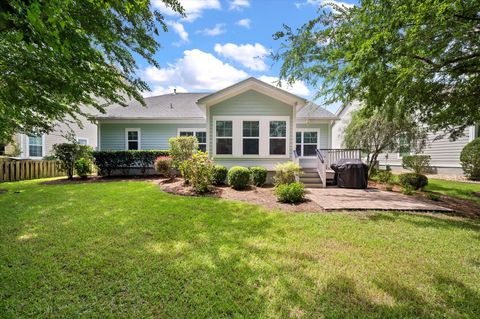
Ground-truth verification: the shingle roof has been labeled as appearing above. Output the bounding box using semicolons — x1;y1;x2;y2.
96;93;209;119
297;102;338;119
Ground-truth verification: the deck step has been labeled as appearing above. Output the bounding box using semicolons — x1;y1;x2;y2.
303;183;323;188
299;177;322;183
302;172;319;178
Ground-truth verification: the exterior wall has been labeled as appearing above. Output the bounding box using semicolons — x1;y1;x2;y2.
208;90;295;167
297;122;331;168
331;101;361;148
99;123;206;150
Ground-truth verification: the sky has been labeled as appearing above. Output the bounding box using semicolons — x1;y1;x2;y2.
139;0;356;113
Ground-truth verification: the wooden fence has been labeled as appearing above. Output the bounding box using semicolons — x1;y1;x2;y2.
0;160;64;182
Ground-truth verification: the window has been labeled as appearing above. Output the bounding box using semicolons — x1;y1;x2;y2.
126;129;140;150
77;138;88;146
398;134;410;158
216;121;233;155
28;136;43;157
243;121;259;155
178;129;207;152
296;130;318;157
269;121;287;155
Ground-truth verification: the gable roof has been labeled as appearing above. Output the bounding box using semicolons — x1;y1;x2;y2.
96;93;208;119
297;102;337;119
197;77;307;107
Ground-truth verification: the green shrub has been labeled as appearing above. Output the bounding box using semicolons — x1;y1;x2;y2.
460;137;480;180
212;165;228;185
275;182;306;204
250;166;267;186
385;183;394;191
273;162;302;185
169;136;198;168
179;160;191;184
74;158;92;179
52;143;92;179
398;173;428;190
402;155;432;174
92;150;169;177
376;170;393;184
154;156;175;179
402;185;414;195
426;192;440;201
183;152;215;193
228;166;251;190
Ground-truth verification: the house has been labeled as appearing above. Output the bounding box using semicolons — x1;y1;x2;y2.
3;115;97;159
95;77;341;186
332;102;480;174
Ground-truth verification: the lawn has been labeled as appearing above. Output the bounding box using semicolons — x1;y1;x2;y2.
425;179;480;204
1;180;479;318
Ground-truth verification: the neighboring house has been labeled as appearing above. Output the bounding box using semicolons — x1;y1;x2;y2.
95;77;339;185
332;102;480;174
7;115;97;159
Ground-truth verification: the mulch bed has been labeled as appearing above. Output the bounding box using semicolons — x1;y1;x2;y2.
159;178;322;213
369;181;480;219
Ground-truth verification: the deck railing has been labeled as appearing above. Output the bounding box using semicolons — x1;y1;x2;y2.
318;149;362;169
315;149;327;188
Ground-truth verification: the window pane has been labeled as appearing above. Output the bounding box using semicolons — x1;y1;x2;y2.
295;144;301;156
303;145;317;156
128;141;138;150
216;138;232;154
243;121;259;137
399;135;410;157
195;131;206;143
243;139;259;155
28;136;42;146
180;131;194;137
78;139;88;145
216;121;232;137
198;144;207;152
296;132;301;143
270;139;286;155
270;121;286;137
303;132;317;144
29;145;42;157
128;131;138;140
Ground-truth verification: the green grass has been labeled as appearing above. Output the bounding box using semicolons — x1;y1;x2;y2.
425;179;480;204
1;179;480;318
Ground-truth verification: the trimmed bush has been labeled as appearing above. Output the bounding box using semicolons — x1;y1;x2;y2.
250;166;267;186
426;192;440;201
74;158;92;179
212;165;228;185
52;143;92;179
228;166;250;190
183;152;215;193
273;162;302;185
402;155;432;174
169;136;198;168
376;170;392;184
154;156;175;179
275;182;306;204
92;150;169;177
398;172;428;190
460;137;480;180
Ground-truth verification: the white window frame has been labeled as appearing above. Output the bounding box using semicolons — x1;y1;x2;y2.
77;137;89;146
296;129;320;158
27;135;45;159
125;128;141;150
242;120;260;156
177;128;207;152
212;116;290;158
269;120;288;156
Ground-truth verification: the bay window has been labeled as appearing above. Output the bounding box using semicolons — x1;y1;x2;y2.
269;121;287;155
216;121;233;155
242;121;259;155
296;130;319;157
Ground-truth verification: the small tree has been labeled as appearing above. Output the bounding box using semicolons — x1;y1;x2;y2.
344;109;427;177
182;152;215;193
402;155;432;174
52;143;91;179
168;136;198;168
460;138;480;180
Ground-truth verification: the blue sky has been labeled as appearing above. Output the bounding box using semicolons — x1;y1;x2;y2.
141;0;356;112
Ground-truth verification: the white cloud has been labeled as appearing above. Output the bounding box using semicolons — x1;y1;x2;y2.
229;0;250;11
196;23;226;36
214;43;269;71
258;76;310;97
166;20;189;44
152;0;221;22
143;86;188;97
143;49;248;91
295;0;354;12
236;18;251;28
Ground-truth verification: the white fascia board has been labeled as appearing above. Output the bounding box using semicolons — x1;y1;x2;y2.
96;118;206;124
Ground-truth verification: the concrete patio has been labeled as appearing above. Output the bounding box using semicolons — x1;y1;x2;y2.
307;187;452;212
